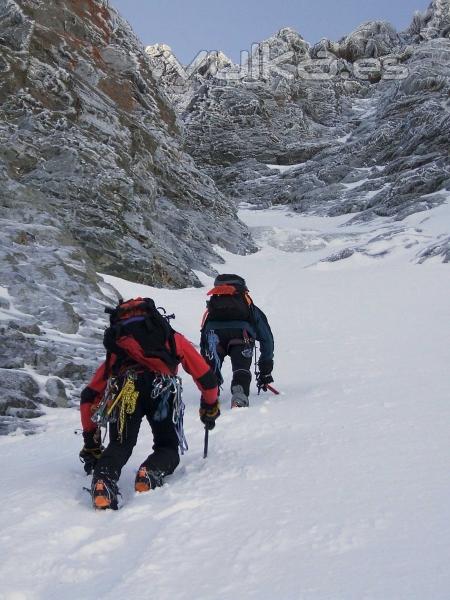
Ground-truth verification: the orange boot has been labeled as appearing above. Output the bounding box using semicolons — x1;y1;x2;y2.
91;478;119;510
135;466;164;493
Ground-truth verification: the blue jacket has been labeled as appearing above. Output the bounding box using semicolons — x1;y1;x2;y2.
202;304;274;362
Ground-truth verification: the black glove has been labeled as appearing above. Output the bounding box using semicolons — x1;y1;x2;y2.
257;373;274;391
79;429;103;475
257;360;274;391
199;399;220;431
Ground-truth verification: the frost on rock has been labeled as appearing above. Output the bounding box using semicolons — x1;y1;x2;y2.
0;0;254;432
337;21;401;61
407;0;450;41
149;5;450;264
145;43;235;111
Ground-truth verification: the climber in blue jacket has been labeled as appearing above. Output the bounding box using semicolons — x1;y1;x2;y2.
200;274;275;407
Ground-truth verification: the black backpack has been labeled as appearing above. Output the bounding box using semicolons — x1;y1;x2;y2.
103;297;179;372
206;274;252;322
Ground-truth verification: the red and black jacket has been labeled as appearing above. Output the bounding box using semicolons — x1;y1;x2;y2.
80;331;218;432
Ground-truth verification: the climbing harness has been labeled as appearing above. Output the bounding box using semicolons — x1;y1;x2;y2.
93;371;188;453
151;375;175;421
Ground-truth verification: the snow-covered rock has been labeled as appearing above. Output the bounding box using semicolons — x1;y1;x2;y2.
146;43;235;110
338;21;402;61
407;0;450;41
149;2;450;261
0;0;254;432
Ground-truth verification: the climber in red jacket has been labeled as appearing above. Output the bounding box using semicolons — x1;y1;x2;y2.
79;297;219;510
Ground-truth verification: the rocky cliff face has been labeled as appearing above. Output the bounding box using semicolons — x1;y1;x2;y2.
0;0;253;432
148;1;450;261
408;0;450;40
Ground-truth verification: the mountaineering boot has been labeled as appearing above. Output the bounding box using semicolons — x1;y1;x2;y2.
91;477;119;510
231;384;249;408
135;466;165;493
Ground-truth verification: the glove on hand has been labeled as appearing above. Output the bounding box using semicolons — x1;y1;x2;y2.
199;400;220;431
79;429;103;475
257;373;274;392
257;359;274;391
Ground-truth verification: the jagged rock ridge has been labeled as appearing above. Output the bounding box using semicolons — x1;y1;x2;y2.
147;0;450;261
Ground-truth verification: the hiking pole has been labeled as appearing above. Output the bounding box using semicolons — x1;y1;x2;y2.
203;426;209;459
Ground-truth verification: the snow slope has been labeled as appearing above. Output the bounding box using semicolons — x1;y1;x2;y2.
0;207;449;600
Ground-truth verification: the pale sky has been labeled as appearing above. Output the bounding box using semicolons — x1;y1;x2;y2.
111;0;429;63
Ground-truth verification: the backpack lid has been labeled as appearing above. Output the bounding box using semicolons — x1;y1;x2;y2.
105;297;157;324
104;297;179;370
213;274;248;290
207;284;239;297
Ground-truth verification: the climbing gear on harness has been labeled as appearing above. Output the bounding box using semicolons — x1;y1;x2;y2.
151;375;175;421
241;329;254;358
93;372;188;453
91;376;119;427
204;330;224;386
151;375;188;455
92;371;139;442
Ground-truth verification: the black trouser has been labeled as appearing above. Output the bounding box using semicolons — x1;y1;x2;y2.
204;329;254;397
94;372;180;483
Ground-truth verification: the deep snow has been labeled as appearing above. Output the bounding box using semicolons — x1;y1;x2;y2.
0;207;449;600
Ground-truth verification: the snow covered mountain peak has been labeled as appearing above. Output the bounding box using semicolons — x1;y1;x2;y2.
269;26;309;51
148;1;449;268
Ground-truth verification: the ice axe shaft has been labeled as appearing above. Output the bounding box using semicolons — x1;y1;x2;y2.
203;426;209;459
